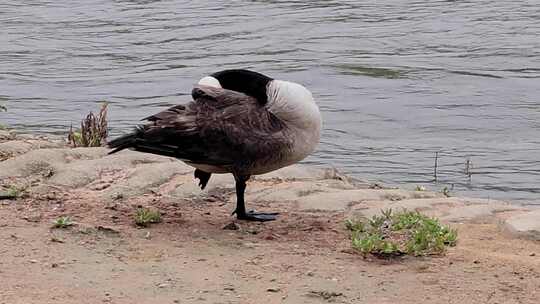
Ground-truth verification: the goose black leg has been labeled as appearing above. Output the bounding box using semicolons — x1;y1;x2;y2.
194;169;211;190
233;174;278;222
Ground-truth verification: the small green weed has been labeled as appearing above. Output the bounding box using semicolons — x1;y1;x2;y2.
442;186;451;197
345;219;364;232
0;185;27;199
53;216;74;228
347;209;457;257
7;186;22;198
134;208;161;227
415;185;426;191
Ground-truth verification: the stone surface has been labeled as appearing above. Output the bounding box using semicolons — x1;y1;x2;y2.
442;202;523;223
1;134;539;241
0;140;63;155
0;129;16;140
0;149;69;179
350;197;454;219
101;161;193;200
296;189;442;212
503;209;540;240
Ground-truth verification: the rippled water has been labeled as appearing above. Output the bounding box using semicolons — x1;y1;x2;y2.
1;1;539;204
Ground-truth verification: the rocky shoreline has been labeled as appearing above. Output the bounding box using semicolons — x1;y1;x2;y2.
1;128;538;240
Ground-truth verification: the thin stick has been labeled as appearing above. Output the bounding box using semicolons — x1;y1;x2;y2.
434;151;439;182
465;157;473;181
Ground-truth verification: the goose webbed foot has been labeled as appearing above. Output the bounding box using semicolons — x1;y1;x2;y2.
235;210;279;222
194;169;211;190
233;174;278;221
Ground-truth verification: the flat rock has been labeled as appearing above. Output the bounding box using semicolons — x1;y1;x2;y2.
296;188;435;212
0;149;70;179
164;171;236;200
0;141;34;155
441;202;523;223
297;188;441;211
167;176;207;198
49;151;180;188
0;140;64;155
255;165;357;183
245;179;355;203
350;197;454;219
254;164;325;180
503;209;540;240
101;161;193;200
0;129;16;140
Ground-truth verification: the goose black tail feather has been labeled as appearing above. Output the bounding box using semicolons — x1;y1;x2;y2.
107;127;144;155
108;127;184;159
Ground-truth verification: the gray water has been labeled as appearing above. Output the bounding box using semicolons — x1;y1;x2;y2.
1;1;539;204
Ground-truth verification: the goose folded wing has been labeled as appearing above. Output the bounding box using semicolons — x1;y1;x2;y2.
134;87;286;167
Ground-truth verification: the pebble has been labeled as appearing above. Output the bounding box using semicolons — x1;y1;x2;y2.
23;215;42;223
96;226;120;235
223;222;239;230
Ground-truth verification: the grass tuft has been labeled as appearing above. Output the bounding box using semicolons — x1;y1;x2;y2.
134;208;161;227
7;186;22;198
442;186;451;197
347;209;457;257
0;185;27;199
68;102;108;147
53;216;74;229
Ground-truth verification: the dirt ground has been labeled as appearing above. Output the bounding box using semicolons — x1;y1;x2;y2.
1;191;539;304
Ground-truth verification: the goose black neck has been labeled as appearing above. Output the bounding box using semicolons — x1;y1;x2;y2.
211;69;273;105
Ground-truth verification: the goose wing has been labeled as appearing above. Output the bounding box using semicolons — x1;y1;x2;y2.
109;86;286;169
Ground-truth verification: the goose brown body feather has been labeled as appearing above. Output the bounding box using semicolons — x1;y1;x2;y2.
109;85;291;175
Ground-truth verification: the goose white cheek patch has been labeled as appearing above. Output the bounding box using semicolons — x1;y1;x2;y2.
198;76;222;88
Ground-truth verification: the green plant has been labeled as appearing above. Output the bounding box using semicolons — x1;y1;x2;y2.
345;219;365;232
0;185;27;199
53;216;74;228
134;208;161;227
442;186;451;197
68;102;108;147
347;209;457;257
7;186;21;198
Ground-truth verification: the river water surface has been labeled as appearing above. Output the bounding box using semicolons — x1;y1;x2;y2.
1;1;539;204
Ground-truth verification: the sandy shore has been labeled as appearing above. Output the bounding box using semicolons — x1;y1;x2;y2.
1;129;539;304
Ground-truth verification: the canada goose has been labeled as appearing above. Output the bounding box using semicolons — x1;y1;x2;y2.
108;69;321;221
